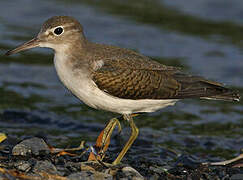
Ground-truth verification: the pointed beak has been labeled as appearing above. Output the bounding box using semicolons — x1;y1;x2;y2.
5;37;41;56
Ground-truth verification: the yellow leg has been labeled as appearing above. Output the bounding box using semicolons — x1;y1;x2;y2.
112;114;139;165
101;117;122;148
89;117;122;161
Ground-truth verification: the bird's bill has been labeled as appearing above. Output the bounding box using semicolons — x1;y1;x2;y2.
5;37;40;56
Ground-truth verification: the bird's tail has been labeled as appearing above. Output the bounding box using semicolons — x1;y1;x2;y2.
200;89;240;102
174;73;241;102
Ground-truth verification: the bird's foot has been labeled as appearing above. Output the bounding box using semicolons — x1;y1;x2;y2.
88;117;122;162
49;140;87;156
47;117;122;160
88;114;140;165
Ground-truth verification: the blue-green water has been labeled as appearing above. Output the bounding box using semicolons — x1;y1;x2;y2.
0;0;242;163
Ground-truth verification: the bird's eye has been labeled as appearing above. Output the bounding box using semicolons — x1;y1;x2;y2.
54;27;64;35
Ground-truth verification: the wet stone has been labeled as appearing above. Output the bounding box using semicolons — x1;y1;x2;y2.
65;161;83;173
55;166;68;176
12;137;50;156
70;161;145;179
14;160;31;172
119;166;144;180
174;154;201;169
149;165;164;174
33;160;58;175
68;171;113;180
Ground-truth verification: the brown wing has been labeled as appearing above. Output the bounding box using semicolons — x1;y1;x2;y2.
85;42;180;71
86;42;239;101
92;61;240;101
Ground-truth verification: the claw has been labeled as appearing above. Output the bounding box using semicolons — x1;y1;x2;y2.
49;141;86;153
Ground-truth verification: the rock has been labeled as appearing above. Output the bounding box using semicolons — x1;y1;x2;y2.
12;137;50;156
14;160;31;172
76;161;144;180
33;160;58;175
68;171;113;180
65;161;82;172
174;154;201;169
120;166;144;180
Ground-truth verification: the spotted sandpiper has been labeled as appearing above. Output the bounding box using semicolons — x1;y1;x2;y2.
6;16;240;165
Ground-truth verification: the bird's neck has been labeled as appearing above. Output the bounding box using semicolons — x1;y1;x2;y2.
54;39;90;74
54;35;87;54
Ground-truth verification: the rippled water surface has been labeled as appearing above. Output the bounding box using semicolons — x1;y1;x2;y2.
0;0;242;163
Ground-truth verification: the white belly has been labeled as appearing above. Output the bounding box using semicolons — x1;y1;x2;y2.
54;54;178;114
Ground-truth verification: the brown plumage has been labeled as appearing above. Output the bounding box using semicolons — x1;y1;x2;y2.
83;42;240;102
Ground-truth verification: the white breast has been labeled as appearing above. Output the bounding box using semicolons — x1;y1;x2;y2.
54;53;178;114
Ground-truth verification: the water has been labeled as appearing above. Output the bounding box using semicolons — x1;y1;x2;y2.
0;0;242;163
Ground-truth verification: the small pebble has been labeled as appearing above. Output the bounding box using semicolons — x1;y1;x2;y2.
68;171;113;180
121;166;144;180
12;137;50;156
14;161;31;172
33;160;58;175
